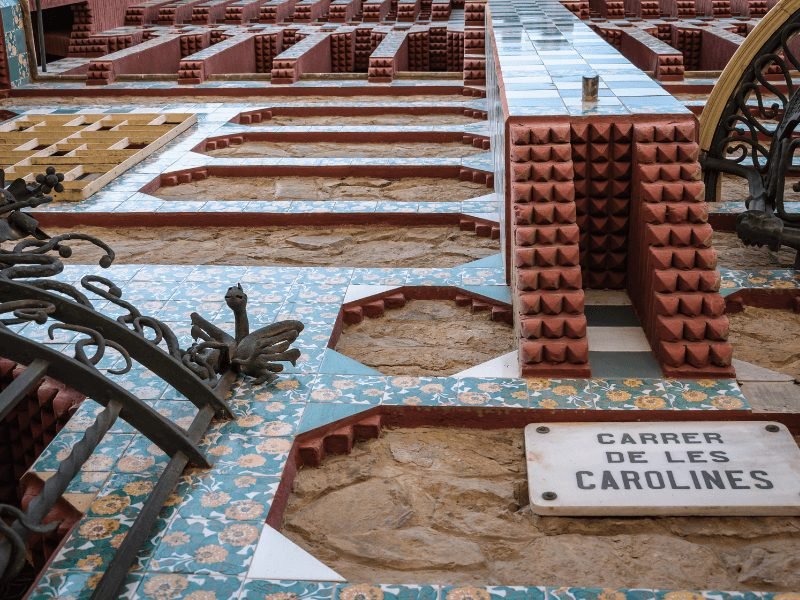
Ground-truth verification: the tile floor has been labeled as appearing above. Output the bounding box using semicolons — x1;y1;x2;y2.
5;0;797;597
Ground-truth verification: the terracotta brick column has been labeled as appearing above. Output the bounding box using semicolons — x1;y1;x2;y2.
628;120;734;378
510;122;590;377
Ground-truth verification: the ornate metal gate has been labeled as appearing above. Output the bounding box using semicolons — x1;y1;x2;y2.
700;1;800;266
0;168;303;598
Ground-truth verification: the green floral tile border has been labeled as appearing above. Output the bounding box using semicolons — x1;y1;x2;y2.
1;0;31;88
719;269;800;295
27;578;793;599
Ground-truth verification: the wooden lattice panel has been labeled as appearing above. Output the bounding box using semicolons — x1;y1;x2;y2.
0;113;196;201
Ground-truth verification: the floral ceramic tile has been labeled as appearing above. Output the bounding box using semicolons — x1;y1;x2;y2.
239;579;336;600
295;324;337;351
336;584;438;600
131;266;193;283
154;300;223;322
87;472;163;523
660;379;748;411
654;594;761;600
296;268;353;286
718;269;800;293
28;570;141;600
282;345;327;375
199;434;292;478
443;587;546;600
152;400;199;432
65;399;135;435
49;511;170;573
177;281;241;304
32;431;134;473
230;302;284;326
278;303;341;326
350;269;410;286
528;378;749;412
231;374;315;403
454;378;528;407
115;434;170;475
590;379;748;411
310;374;388;404
234;282;292;304
134;573;244;600
174;470;280;521
460;268;507;286
116;366;173;400
149;517;260;576
404;268;462;286
119;281;179;302
214;400;305;438
547;589;654;600
297;402;376;434
59;470;112;495
384;376;459;406
527;379;595;410
241;267;302;286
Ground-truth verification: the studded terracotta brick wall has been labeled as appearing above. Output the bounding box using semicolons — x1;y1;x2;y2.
588;0;624;18
292;0;332;22
354;27;374;71
225;0;267;23
595;26;622;49
464;23;485;85
0;359;85;505
632;0;661;17
331;31;355;72
505;115;734;378
156;0;206;25
629;121;734;378
329;0;360;21
192;0;233;24
446;29;464;72
362;0;392;21
431;0;452;20
429;26;447;70
408;30;430;71
571;122;632;290
397;0;421;20
255;32;283;73
510;123;590;377
87;34;191;85
730;0;766;15
672;26;701;70
69;31;142;57
560;1;590;19
0;358;86;576
464;0;485;25
259;0;298;23
696;0;731;16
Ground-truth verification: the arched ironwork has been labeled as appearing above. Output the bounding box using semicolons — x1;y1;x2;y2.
700;2;800;266
0;167;304;598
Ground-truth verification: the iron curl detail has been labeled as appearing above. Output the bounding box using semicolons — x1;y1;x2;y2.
702;11;800;267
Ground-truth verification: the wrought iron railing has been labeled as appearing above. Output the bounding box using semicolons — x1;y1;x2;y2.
0;167;304;598
701;12;800;267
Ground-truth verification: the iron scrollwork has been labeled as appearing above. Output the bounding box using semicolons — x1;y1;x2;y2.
0;167;304;597
702;18;800;266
